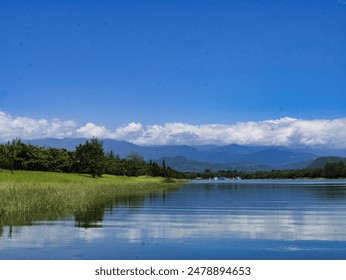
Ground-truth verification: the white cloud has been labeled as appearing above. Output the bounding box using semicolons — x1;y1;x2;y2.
0;111;77;141
114;122;143;139
125;117;346;148
1;111;346;148
76;122;110;138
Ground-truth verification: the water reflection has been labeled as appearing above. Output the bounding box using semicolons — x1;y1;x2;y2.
73;192;170;228
2;180;346;259
101;210;346;242
99;180;346;242
0;188;171;231
75;206;104;228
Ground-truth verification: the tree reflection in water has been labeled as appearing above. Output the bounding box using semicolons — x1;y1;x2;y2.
0;189;175;235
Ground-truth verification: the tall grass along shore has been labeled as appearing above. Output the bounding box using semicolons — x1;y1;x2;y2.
0;170;187;226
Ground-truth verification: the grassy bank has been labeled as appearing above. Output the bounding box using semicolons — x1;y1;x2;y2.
0;170;187;226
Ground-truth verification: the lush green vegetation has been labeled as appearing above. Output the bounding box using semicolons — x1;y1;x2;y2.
0;138;184;178
0;170;184;228
192;161;346;180
1;137;345;182
0;138;187;231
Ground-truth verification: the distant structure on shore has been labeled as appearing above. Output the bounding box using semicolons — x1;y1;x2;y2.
210;176;241;181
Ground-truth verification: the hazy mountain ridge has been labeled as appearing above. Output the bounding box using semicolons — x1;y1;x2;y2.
21;138;346;172
153;156;272;172
308;156;346;169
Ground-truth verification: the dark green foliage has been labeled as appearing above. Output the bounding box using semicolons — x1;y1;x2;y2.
0;140;73;173
1;138;22;173
149;161;161;177
104;150;120;175
125;153;148;176
0;138;184;178
322;162;346;179
45;147;72;172
75;138;105;178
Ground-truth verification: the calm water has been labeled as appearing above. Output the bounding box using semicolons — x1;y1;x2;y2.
1;180;346;260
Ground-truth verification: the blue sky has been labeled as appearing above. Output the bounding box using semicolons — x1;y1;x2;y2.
1;0;346;146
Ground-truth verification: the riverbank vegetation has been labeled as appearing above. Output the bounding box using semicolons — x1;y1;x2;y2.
0;138;187;228
0;170;184;227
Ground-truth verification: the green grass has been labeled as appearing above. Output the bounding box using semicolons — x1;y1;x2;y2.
0;170;187;226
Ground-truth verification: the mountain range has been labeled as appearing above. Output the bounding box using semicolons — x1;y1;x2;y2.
23;138;346;172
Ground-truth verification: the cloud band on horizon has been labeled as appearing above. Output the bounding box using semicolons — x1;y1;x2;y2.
1;111;346;148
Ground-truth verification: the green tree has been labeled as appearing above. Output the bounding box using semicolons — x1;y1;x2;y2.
19;143;48;171
149;161;161;177
0;144;6;169
126;152;147;176
2;138;22;174
46;147;72;172
75;138;105;178
104;150;122;175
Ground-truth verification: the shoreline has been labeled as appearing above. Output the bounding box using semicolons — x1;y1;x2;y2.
0;170;187;227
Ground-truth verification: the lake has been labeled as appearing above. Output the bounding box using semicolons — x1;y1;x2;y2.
1;179;346;260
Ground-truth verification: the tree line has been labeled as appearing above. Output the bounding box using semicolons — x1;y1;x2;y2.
0;138;184;178
2;138;344;180
192;161;346;180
